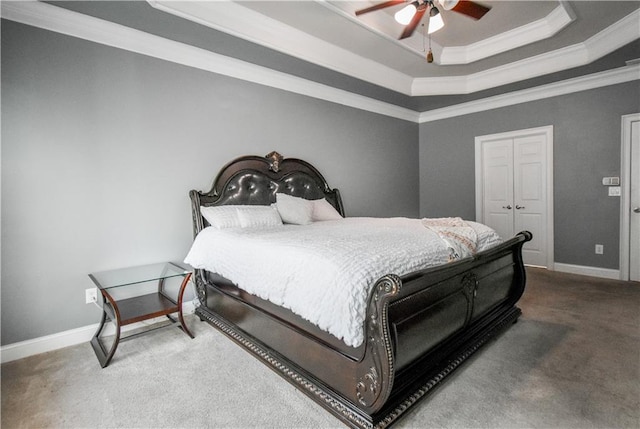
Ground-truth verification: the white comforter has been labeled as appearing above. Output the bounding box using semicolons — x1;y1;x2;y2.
184;217;502;348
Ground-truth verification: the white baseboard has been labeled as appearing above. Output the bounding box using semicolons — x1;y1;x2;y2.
553;263;621;280
0;301;197;364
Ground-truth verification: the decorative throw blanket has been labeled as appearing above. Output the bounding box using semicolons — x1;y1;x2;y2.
421;217;479;261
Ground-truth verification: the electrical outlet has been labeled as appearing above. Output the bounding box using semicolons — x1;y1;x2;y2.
595;244;604;255
85;288;97;304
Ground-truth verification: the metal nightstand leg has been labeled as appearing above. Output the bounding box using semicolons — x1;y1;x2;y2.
90;290;122;368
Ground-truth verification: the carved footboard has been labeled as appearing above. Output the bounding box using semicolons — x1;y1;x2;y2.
354;231;531;426
193;231;531;428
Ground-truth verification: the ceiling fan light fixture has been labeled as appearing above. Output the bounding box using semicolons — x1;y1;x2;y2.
394;3;417;25
438;0;459;11
427;10;444;34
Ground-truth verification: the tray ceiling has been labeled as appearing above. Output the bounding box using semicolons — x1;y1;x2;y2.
147;0;640;96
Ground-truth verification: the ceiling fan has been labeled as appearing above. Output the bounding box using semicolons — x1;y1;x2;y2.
355;0;491;40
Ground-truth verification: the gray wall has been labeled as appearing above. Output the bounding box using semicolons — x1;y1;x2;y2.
1;21;418;345
419;81;640;269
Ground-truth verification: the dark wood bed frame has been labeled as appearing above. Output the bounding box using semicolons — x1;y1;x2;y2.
188;152;532;428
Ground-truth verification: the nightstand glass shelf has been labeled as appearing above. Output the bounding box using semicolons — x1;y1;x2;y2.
88;261;194;368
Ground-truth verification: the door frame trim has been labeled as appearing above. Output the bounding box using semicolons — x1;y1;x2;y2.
475;125;554;269
620;113;640;281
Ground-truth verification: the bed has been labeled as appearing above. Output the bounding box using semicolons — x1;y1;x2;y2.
186;151;531;428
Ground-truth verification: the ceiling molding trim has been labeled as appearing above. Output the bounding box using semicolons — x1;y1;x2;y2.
584;8;640;62
457;43;591;94
147;0;414;95
145;0;638;95
418;63;640;123
411;8;640;96
2;1;637;127
0;1;419;123
439;2;575;65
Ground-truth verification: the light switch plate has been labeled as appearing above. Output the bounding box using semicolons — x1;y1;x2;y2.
602;177;620;186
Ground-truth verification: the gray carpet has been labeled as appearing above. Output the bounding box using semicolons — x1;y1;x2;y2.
2;268;639;428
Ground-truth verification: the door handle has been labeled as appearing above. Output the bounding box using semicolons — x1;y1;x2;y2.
633;207;640;213
502;205;512;210
516;205;525;210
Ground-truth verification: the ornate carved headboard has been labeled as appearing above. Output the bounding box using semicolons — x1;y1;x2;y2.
189;151;344;236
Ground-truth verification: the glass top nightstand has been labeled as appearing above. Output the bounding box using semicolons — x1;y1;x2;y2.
89;261;191;290
89;261;194;368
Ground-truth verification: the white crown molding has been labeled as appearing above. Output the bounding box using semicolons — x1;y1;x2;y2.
418;63;640;123
585;7;640;62
0;1;419;123
148;0;637;96
1;1;638;126
9;0;634;99
147;0;414;95
439;2;575;65
411;7;640;96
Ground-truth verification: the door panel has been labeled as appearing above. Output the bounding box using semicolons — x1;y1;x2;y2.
519;163;542;200
489;167;510;200
487;212;514;243
517;213;544;266
631;120;639;281
514;135;547;266
482;139;514;239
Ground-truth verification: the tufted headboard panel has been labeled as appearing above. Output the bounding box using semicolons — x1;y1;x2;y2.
189;151;344;236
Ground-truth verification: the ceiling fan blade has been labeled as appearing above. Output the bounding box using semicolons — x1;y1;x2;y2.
399;7;426;39
355;0;407;16
450;1;491;20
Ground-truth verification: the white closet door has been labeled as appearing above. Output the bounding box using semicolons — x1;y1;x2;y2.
482;139;514;240
476;126;553;268
630;120;640;282
513;135;548;267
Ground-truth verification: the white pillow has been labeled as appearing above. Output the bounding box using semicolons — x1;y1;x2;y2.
200;205;243;229
237;206;283;228
311;198;343;221
275;193;314;225
201;205;283;229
